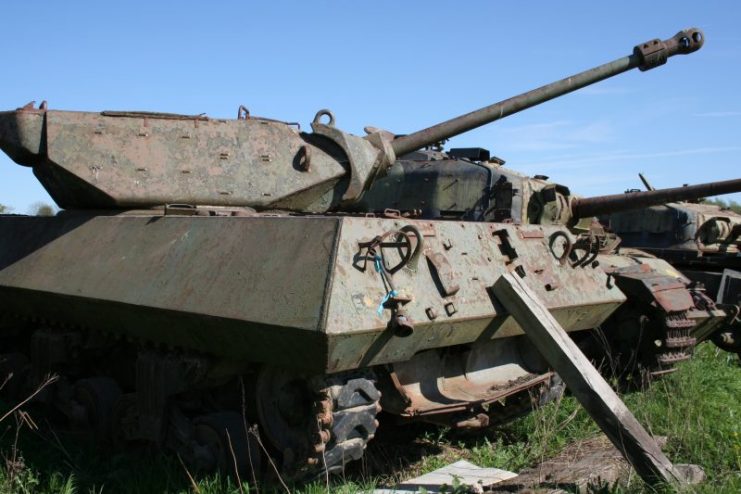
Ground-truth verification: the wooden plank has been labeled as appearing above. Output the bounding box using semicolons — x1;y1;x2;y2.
373;460;517;493
492;273;683;487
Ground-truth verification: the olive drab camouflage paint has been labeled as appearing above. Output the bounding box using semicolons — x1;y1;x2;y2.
0;27;738;480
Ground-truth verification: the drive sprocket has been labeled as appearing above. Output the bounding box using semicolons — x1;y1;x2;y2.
255;368;380;479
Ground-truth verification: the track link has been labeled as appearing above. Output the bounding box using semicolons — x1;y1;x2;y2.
301;374;380;477
650;314;696;378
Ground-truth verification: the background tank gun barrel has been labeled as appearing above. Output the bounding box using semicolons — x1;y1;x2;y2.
390;28;704;157
571;177;741;219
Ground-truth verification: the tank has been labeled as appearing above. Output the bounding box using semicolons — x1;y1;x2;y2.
601;175;741;356
1;27;735;480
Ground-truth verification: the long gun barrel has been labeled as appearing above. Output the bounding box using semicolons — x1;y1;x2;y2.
390;28;704;157
571;178;741;219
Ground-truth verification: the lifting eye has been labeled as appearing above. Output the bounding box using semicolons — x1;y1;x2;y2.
697;219;731;245
312;109;335;127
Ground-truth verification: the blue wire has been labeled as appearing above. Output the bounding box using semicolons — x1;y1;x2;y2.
377;289;398;316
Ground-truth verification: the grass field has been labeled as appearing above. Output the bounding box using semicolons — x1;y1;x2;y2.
1;343;739;493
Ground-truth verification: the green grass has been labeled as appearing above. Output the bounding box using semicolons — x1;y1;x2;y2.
0;344;739;493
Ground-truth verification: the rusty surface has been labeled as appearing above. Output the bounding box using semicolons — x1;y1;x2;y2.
603;193;741;336
610;268;694;313
572;178;741;220
384;337;552;417
43;110;348;210
326;218;626;371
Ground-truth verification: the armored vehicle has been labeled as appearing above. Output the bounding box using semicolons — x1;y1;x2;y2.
601;176;741;355
0;27;737;479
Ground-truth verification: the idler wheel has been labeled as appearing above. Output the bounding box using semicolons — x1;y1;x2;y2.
193;412;262;479
73;377;122;445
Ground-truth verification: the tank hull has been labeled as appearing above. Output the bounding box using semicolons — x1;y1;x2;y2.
0;214;626;373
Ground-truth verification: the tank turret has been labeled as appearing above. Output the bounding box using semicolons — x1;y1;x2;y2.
356;147;741;226
0;28;704;211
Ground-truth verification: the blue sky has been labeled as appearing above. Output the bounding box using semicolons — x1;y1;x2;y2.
1;1;739;213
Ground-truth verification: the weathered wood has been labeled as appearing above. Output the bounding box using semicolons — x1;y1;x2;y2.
492;273;683;487
489;435;634;492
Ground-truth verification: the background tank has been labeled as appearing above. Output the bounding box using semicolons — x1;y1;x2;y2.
602;175;741;355
0;27;735;481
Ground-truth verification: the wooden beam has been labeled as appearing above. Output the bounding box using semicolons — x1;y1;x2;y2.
492;273;683;487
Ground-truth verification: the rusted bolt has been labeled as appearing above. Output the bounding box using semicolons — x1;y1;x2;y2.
444;302;457;316
425;307;438;320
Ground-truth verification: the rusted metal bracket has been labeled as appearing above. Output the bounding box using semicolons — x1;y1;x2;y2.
310;110;395;203
610;265;694;313
425;249;460;297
